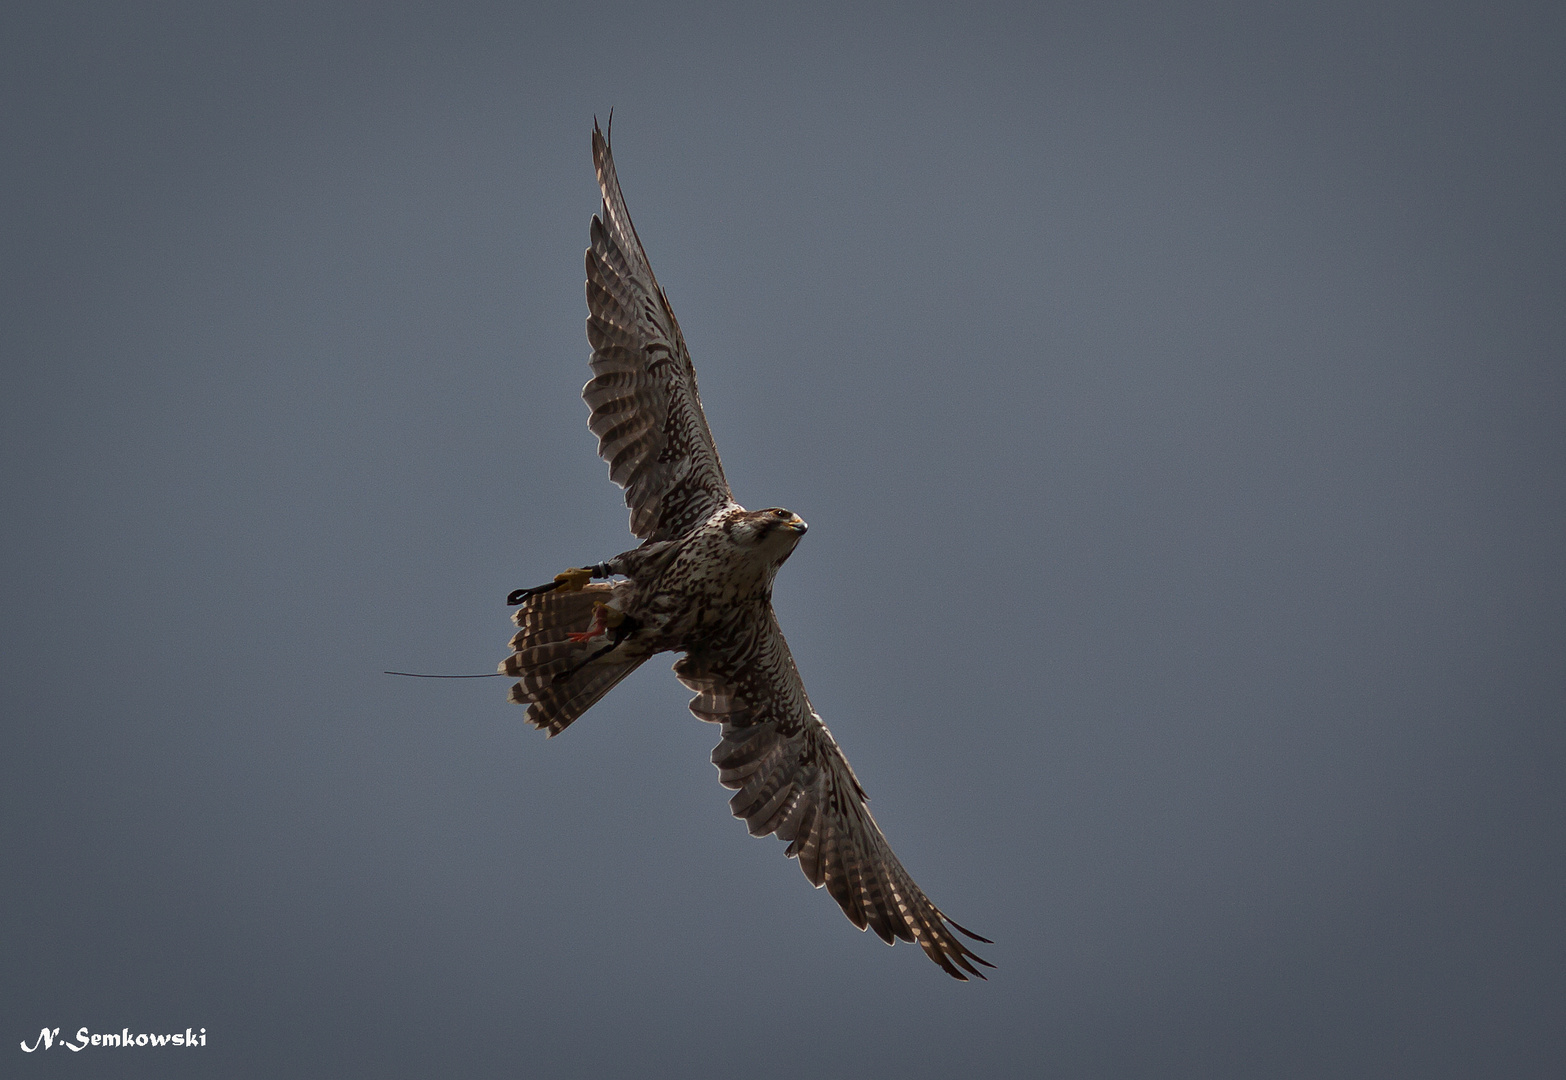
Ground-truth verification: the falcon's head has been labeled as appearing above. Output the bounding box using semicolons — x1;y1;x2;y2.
728;507;808;566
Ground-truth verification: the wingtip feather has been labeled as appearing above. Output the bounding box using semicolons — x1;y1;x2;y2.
943;915;994;945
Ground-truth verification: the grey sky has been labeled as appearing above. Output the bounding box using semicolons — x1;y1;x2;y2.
3;2;1563;1076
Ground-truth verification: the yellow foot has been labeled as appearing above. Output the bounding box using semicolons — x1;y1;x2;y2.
567;601;625;643
553;567;594;592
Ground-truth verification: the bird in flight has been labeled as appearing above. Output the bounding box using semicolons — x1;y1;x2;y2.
500;120;992;980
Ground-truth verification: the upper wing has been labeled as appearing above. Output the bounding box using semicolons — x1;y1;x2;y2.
583;120;736;542
673;607;993;980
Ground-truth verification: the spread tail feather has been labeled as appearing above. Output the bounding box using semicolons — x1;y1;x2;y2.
501;584;644;736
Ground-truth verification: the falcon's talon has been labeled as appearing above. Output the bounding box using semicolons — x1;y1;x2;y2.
567;601;628;643
555;610;642;681
567;601;608;642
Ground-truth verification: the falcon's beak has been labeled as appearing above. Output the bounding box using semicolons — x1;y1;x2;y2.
787;517;808;534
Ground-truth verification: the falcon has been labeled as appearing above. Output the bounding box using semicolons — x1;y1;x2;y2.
500;121;992;980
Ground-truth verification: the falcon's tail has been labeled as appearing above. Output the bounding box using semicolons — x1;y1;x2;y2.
500;583;646;736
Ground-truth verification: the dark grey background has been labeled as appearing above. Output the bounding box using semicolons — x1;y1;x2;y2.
4;2;1562;1076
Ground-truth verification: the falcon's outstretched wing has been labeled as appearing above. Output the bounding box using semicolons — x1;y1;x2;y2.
673;609;993;980
583;120;735;542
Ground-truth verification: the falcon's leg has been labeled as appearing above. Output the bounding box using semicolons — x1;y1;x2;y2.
551;613;643;685
506;562;615;607
567;600;627;643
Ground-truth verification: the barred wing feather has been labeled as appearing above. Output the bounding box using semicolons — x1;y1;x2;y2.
584;121;735;541
673;608;993;980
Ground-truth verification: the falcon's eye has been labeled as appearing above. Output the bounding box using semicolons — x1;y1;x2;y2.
773;509;789;518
